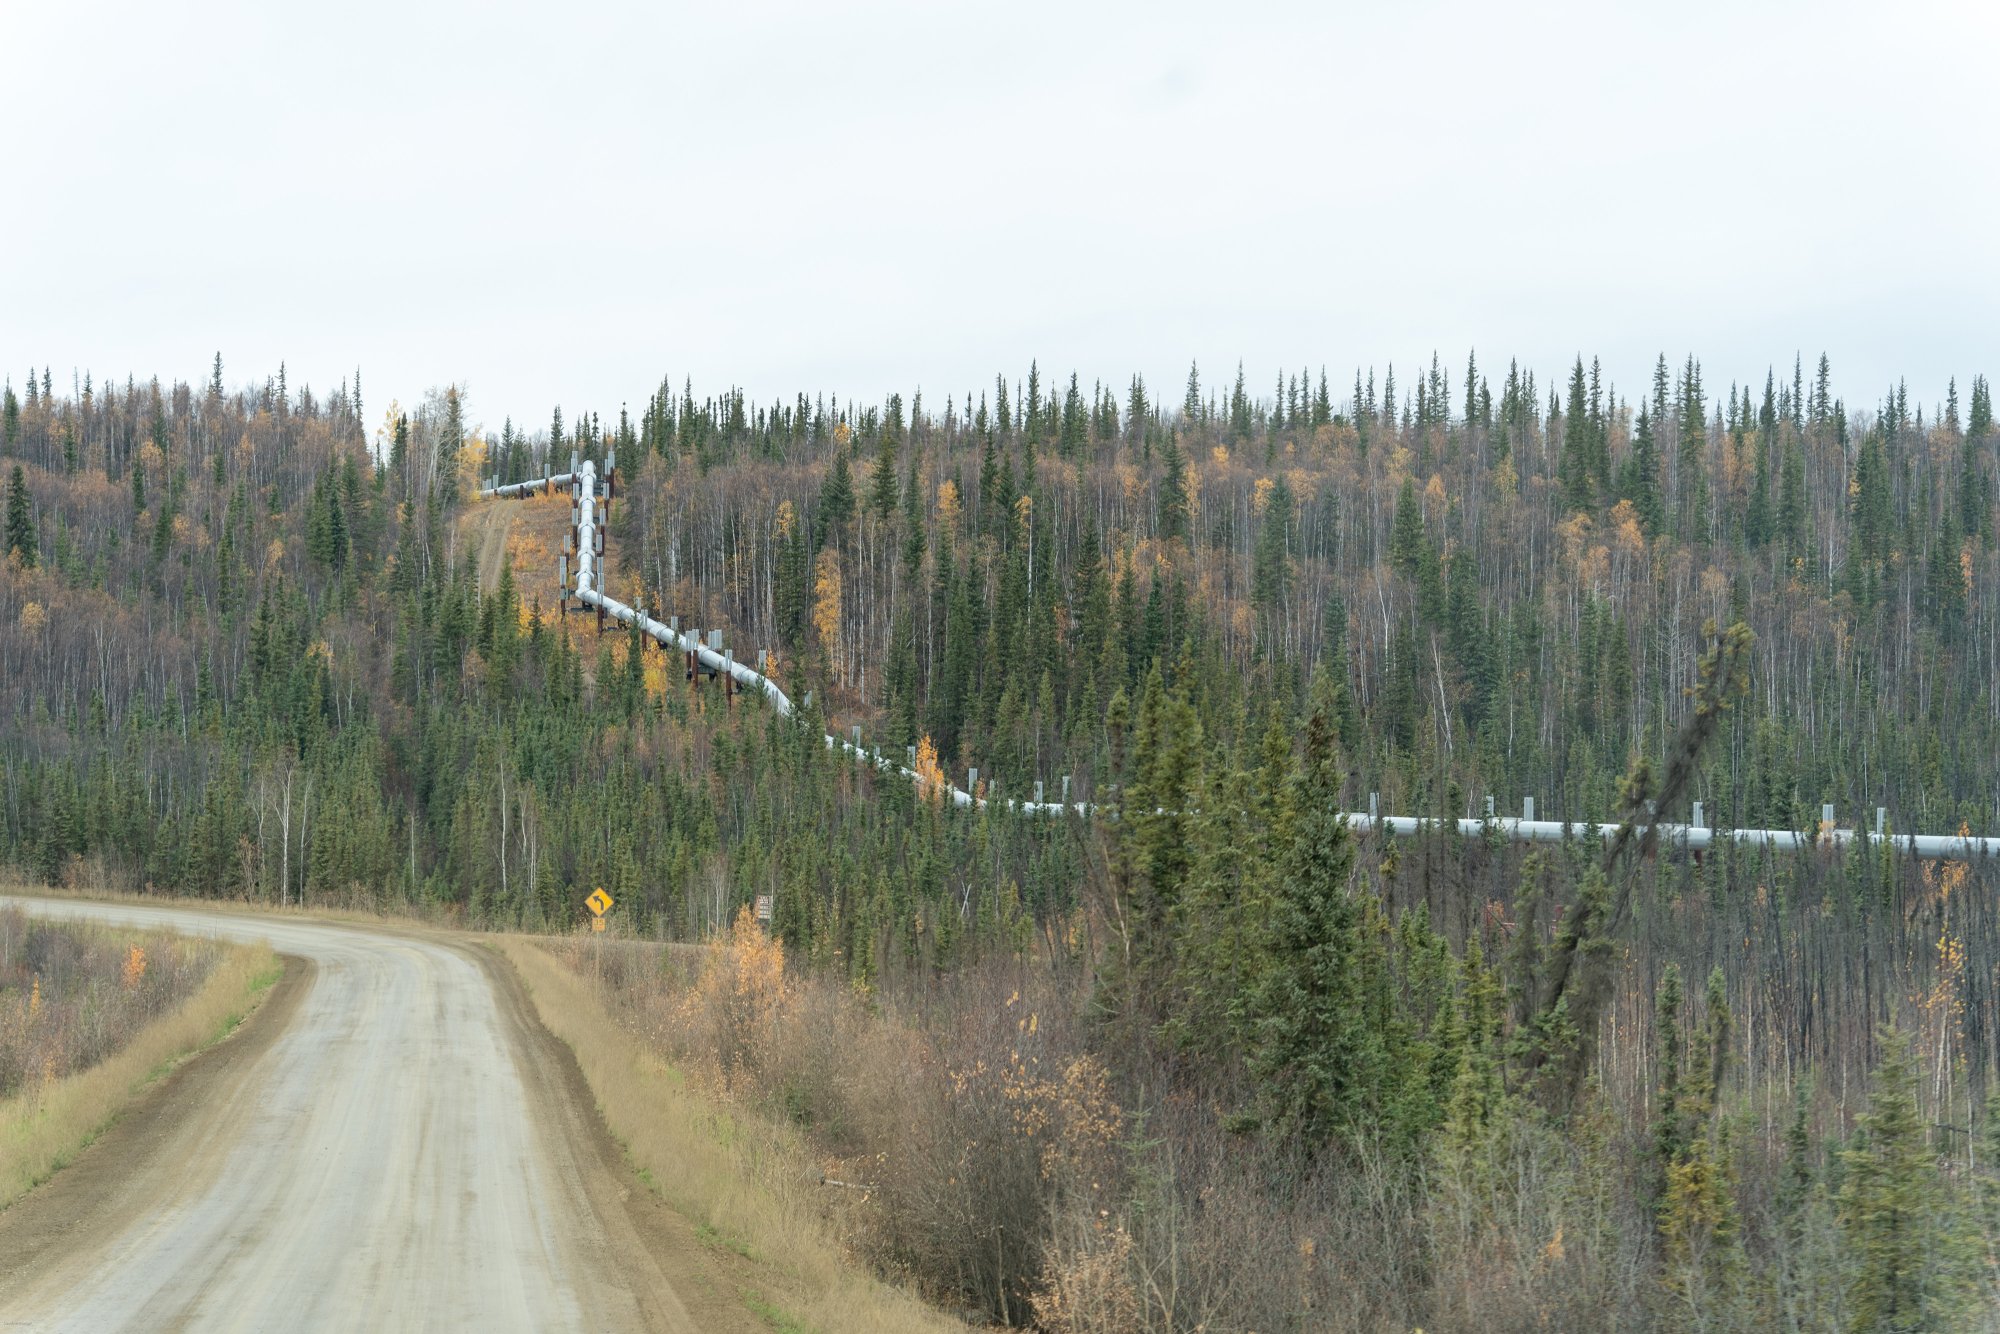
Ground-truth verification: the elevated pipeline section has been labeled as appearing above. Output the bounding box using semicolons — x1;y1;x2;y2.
482;462;2000;860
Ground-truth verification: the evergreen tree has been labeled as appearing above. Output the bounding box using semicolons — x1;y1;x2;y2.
1157;434;1190;544
870;393;902;521
4;465;33;567
1248;674;1379;1145
1126;374;1149;444
1229;362;1251;441
1679;356;1709;541
1623;404;1665;535
388;414;410;496
1252;474;1293;637
819;450;855;543
1390;478;1427;580
1561;356;1594;511
1102;665;1201;1027
1851;429;1892;566
1778;435;1808;559
1060;372;1086;458
1840;1029;1956;1332
1024;361;1043;443
436;386;464;502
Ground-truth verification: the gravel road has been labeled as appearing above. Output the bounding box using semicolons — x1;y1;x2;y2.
0;898;715;1333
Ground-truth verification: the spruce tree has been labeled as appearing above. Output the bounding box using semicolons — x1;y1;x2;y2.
1060;372;1085;458
1561;356;1594;511
4;464;33;567
1252;474;1292;634
869;393;902;521
1248;673;1378;1145
819;450;855;542
1840;1029;1949;1332
1157;434;1190;544
436;386;464;502
1778;436;1808;559
1390;478;1427;580
1624;404;1665;535
1126;374;1149;444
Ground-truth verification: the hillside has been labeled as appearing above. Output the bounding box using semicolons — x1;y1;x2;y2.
4;354;2000;1327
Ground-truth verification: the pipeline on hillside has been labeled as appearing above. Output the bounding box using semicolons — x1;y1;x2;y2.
480;461;2000;859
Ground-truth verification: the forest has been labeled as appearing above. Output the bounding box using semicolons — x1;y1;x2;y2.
4;350;2000;1328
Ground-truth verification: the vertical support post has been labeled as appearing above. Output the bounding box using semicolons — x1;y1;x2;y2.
1485;795;1495;818
1693;800;1704;829
1822;803;1835;832
851;724;862;750
1061;775;1071;806
968;767;979;795
1876;806;1886;838
1369;792;1379;823
1034;780;1044;806
1524;796;1535;822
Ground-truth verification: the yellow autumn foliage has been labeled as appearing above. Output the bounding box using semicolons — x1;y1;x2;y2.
812;548;843;666
913;734;948;804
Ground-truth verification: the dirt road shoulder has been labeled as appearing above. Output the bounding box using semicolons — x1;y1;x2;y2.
0;949;300;1298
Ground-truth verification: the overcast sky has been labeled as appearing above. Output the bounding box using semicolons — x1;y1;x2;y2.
5;0;1995;437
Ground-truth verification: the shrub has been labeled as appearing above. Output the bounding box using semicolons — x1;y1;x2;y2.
0;907;227;1100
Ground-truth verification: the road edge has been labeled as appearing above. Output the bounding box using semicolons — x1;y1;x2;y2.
0;946;308;1306
1;936;284;1208
490;937;962;1334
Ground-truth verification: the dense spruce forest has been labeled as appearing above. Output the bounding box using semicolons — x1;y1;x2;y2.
7;352;2000;1327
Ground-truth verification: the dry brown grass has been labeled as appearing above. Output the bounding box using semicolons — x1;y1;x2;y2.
0;930;279;1207
494;932;962;1334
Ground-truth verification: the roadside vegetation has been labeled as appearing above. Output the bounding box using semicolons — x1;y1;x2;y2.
497;934;958;1334
550;882;2000;1332
0;902;279;1204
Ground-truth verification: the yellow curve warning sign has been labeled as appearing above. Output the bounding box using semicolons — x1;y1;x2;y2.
586;888;613;917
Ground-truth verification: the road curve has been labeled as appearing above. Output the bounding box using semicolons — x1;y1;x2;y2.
0;897;688;1333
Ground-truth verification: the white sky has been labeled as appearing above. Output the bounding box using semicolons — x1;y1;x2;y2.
4;0;1995;435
